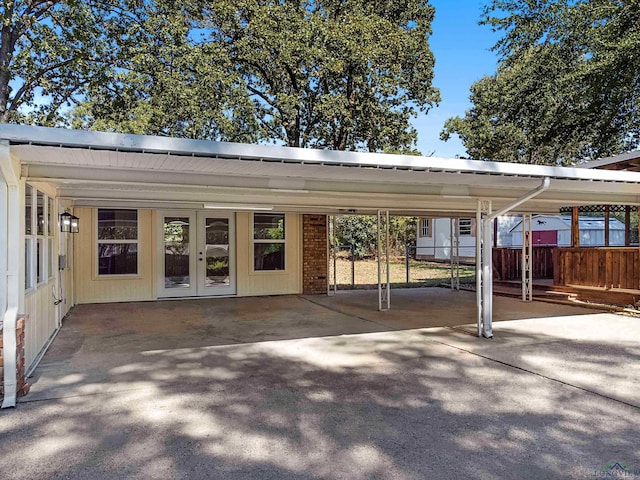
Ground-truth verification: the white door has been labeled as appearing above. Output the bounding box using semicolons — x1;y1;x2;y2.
158;211;235;298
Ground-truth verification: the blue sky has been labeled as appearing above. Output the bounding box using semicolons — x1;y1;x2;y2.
413;0;501;158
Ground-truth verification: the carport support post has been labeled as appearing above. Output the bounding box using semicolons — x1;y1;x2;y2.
522;214;533;302
377;210;390;311
476;206;482;337
481;201;493;338
327;215;336;296
478;177;551;338
450;218;460;291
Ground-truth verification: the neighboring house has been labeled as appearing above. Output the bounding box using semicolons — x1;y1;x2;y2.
417;214;626;259
416;217;476;261
1;124;640;407
415;216;523;260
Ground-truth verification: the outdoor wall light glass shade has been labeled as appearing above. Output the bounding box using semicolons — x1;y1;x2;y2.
60;211;79;233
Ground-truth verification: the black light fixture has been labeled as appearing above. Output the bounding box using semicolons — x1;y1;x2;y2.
60;210;79;234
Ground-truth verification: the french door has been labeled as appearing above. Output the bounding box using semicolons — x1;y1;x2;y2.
158;211;236;297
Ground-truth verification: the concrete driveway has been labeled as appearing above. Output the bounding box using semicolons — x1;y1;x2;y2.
1;289;639;479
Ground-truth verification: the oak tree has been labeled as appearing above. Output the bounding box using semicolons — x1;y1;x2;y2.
442;0;640;164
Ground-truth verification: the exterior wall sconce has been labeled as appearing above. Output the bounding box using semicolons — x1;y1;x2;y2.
60;210;79;233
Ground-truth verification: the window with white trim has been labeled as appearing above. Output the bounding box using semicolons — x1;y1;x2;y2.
253;213;285;271
25;185;55;290
97;209;138;275
48;197;55;278
36;191;45;284
419;218;431;237
459;218;473;236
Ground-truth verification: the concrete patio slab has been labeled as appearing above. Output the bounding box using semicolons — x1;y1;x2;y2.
305;288;598;329
1;289;638;480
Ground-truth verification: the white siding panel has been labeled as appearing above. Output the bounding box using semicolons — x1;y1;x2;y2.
24;276;57;370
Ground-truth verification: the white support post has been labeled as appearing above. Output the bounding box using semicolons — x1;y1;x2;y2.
522;213;533;302
377;210;390;311
481;201;493;338
1;141;20;408
449;218;454;289
385;210;390;310
476;204;483;337
327;215;336;296
453;218;460;291
478;177;550;339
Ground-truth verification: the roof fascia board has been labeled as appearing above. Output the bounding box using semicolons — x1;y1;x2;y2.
5;124;640;184
26;163;640;199
578;150;640;169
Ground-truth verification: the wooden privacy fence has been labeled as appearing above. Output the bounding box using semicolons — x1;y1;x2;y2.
554;247;640;289
493;246;555;281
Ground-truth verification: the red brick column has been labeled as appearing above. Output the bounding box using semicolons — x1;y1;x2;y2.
0;315;30;401
302;215;328;295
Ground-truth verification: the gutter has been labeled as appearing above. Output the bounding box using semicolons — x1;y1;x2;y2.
1;140;19;408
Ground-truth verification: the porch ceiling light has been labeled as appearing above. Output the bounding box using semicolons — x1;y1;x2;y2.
269;189;309;194
60;210;79;233
203;203;273;211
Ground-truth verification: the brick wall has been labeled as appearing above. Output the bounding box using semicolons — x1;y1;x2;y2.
0;315;30;401
302;215;328;295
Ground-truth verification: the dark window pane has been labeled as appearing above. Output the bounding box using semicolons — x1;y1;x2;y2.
459;218;472;236
25;185;32;235
254;214;285;240
47;197;53;236
254;243;285;271
37;191;44;235
98;243;138;275
98;209;138;240
36;238;42;283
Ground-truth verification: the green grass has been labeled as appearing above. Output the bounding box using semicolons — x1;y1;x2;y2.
330;258;476;289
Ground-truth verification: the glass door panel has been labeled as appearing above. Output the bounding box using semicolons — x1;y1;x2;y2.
204;218;230;287
164;217;191;288
159;212;197;297
197;212;235;296
158;211;235;298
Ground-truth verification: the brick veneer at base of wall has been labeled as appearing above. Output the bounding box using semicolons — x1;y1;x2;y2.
302;215;328;295
0;315;30;402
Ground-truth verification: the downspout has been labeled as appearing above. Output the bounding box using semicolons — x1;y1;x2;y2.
480;177;550;338
486;177;551;223
1;140;19;408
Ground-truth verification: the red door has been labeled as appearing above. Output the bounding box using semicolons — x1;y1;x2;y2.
532;230;557;246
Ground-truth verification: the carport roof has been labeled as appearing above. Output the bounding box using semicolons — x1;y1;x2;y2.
3;124;640;215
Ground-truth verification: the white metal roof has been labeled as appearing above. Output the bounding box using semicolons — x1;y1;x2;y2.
2;124;640;215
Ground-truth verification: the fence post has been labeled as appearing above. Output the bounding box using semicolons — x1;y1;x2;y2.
406;245;410;284
350;244;355;287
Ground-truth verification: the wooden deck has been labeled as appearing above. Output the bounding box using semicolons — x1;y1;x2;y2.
491;247;640;306
493;278;640;307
